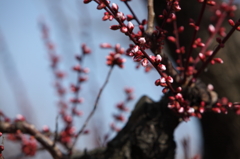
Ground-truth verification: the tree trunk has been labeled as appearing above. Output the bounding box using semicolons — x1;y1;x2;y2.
73;95;180;159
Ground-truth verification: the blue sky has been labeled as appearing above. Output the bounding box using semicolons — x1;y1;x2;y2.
0;0;203;158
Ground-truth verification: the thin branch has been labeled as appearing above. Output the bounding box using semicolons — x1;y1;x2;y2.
53;115;59;147
69;66;114;154
123;1;141;25
71;54;85;116
173;19;183;71
184;0;207;82
192;19;240;81
145;0;155;35
0;121;63;159
194;0;233;65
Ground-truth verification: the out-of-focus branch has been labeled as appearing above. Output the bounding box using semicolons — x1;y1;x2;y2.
70;66;114;153
53;115;59;147
0;121;63;159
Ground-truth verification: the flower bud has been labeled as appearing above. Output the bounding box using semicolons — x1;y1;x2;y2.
141;58;148;67
110;25;120;30
127;22;134;32
198;53;205;61
97;3;106;10
158;64;166;71
208;24;215;34
167;36;176;43
138;37;146;44
83;0;92;4
228;19;235;26
120;26;128;33
127;14;134;21
156;55;162;63
111;3;119;12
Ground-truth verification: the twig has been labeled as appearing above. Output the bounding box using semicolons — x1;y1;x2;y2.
53;115;59;147
69;66;114;154
123;1;141;25
192;18;240;81
184;0;207;82
173;19;183;72
72;54;86;116
194;0;233;65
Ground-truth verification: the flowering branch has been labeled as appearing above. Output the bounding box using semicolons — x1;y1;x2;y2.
71;44;91;117
69;65;114;155
0;121;63;159
193;18;240;80
183;0;208;80
122;1;141;25
194;0;235;65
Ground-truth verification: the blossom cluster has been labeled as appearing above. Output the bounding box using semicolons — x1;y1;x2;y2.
101;43;126;68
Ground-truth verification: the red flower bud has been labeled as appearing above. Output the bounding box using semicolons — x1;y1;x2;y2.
207;0;216;6
110;25;121;30
208;24;215;34
228;19;235;26
97;2;106;10
167;36;176;43
213;58;223;64
127;22;134;32
127;14;134;21
111;3;119;11
120;26;128;33
83;0;92;4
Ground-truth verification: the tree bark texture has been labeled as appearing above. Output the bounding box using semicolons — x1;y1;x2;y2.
74;94;180;159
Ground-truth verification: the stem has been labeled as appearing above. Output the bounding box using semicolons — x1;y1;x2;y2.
193;19;240;80
71;54;85;116
69;66;114;154
194;0;233;65
160;0;176;29
183;0;207;81
103;95;131;146
173;19;183;71
123;1;141;25
53;115;59;147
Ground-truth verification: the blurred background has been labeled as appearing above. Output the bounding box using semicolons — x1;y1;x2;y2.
0;0;202;158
